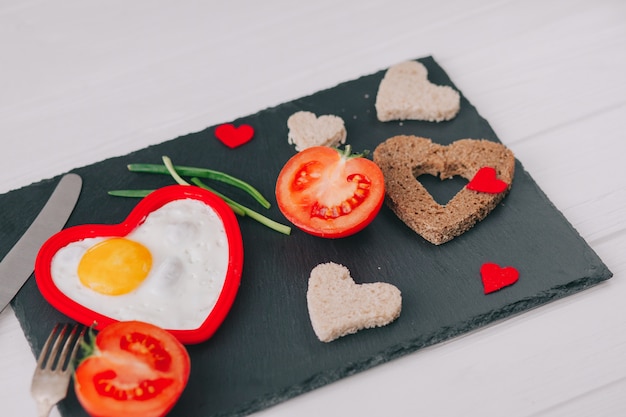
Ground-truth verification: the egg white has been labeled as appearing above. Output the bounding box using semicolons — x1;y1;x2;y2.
50;198;230;330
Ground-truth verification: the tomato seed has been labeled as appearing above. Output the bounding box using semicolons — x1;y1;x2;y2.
310;174;371;219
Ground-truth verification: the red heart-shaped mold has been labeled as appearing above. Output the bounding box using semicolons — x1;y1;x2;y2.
34;185;244;344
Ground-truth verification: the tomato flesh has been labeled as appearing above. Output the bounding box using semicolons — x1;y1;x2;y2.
92;370;173;401
74;321;190;417
276;146;385;238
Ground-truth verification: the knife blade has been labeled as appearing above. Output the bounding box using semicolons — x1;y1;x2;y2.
0;173;82;311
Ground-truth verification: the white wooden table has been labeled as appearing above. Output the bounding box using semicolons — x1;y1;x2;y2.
1;1;625;416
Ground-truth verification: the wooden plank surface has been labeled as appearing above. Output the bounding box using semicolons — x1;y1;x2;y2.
1;1;625;416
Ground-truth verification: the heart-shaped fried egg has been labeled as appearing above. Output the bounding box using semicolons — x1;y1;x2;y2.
50;198;230;330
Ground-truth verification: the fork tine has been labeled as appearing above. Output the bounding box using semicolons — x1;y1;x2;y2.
36;323;62;369
66;325;86;369
56;324;85;372
31;323;86;417
44;323;69;370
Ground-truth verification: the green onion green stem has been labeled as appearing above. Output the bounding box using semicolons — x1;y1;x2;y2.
108;155;291;235
108;190;153;198
190;178;291;235
127;162;271;209
108;188;246;216
162;156;191;186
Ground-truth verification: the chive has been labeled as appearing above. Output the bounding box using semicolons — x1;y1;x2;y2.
191;177;291;235
108;190;153;197
109;187;246;217
162;156;191;186
110;156;290;234
127;162;271;209
161;156;245;216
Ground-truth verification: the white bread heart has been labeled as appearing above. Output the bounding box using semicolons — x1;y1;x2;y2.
287;111;347;151
306;262;402;342
375;61;460;122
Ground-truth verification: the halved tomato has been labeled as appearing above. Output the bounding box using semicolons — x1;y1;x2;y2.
275;146;385;238
74;321;190;417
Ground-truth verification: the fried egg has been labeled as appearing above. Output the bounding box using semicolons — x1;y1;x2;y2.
50;199;229;330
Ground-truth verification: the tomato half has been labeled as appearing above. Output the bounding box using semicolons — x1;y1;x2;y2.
74;321;191;417
275;146;385;238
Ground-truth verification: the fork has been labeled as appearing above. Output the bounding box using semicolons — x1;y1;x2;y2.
30;323;86;417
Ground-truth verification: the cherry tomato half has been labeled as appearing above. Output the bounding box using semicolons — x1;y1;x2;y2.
275;146;385;238
74;321;190;417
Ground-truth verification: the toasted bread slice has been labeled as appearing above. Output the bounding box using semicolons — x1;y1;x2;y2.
373;136;515;244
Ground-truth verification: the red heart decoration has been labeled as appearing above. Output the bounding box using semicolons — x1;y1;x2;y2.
480;262;519;294
35;185;244;344
214;123;254;148
467;166;508;194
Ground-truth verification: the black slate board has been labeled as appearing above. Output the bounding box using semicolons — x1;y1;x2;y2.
1;56;612;417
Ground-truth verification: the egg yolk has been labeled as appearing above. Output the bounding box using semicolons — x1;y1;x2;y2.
77;238;152;295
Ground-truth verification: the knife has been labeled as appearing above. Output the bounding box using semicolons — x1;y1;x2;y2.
0;173;82;311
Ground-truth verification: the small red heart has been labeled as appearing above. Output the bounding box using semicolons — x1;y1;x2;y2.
214;123;254;148
467;166;508;193
480;262;519;294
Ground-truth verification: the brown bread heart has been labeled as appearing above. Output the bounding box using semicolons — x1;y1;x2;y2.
373;136;515;245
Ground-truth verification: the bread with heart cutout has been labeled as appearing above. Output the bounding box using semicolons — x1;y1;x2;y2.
373;136;515;245
306;262;402;342
287;111;347;151
375;61;460;122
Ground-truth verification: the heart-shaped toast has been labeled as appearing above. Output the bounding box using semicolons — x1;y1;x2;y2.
373;136;515;245
375;61;460;122
287;111;347;151
306;262;402;342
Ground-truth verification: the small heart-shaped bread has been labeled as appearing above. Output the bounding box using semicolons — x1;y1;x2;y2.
307;262;402;342
287;111;347;151
373;136;515;245
375;61;460;122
